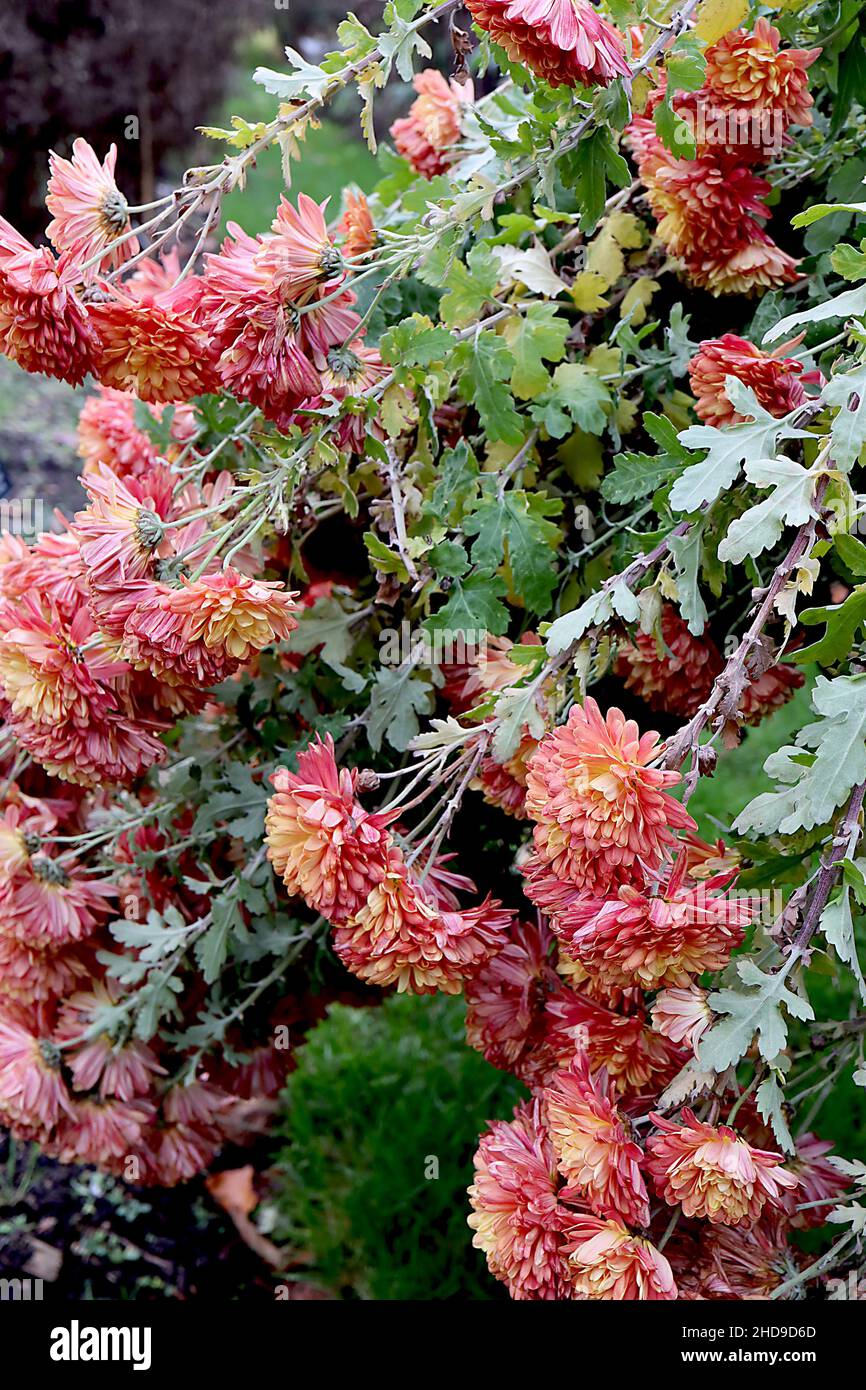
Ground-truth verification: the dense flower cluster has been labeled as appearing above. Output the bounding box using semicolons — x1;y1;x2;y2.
200;192;386;433
0;778;327;1184
628;23;818;293
266;735;514;993
462;696;847;1298
0;3;856;1309
0;141;387;447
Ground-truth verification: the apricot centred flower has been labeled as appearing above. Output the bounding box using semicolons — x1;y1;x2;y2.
524;698;694;894
647;1109;799;1227
564;1215;677;1300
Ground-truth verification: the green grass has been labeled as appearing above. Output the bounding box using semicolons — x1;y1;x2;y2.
271;993;525;1300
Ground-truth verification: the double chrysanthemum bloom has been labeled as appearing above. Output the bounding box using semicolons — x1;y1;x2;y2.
523;697;694;896
466;0;629;89
628;22;818;294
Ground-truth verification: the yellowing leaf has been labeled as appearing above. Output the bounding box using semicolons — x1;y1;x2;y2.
620;276;659;326
380;383;417;439
607;211;645;250
570;270;610;312
587;345;621;377
632;72;653;115
694;0;748;44
615;396;640;433
556;429;603;490
586;231;625;285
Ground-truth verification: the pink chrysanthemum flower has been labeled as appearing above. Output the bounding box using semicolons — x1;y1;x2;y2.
133;1080;231;1186
0;529;89;625
0;217;98;384
50;1096;155;1169
0;806;33;879
553;856;750;991
255;194;344;301
333;848;514;994
524;698;694;895
468;1099;576;1300
545;1057;650;1226
0;850;113;949
0;934;90;1008
45;138;137;277
77;386;197;479
688;234;800;297
55;985;166;1101
89;285;219;404
688;334;812;425
0;597;167;786
521;852;586;920
615;605;722;719
66;1036;165;1103
217;300;323;430
651;985;712;1055
647;1109;799;1227
139;1122;218;1186
163;1078;232;1132
704;21;819;130
200;225;324;428
465;918;568;1084
391;70;471;178
297;283;362;368
563;1215;677;1299
0;1010;73;1132
441;632;542;713
553;955;640;1014
547;993;683;1097
121;568;298;687
739;663;805;726
73;463;175;640
339;190;376;261
265;734;396;924
683;832;741;881
466;0;630;89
